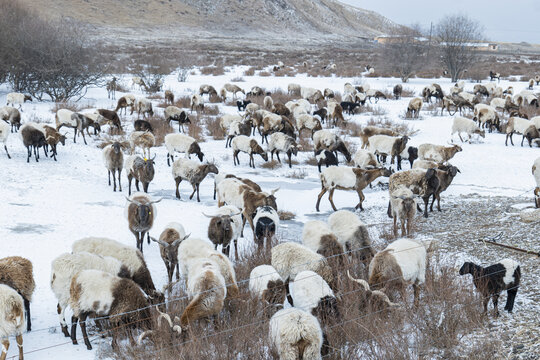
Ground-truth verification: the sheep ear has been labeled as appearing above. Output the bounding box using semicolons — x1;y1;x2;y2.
150;236;169;247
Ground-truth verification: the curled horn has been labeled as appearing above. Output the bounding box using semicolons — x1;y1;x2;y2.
156;308;173;328
137;330;154;345
270;187;280;195
347;270;370;290
150;236;169;247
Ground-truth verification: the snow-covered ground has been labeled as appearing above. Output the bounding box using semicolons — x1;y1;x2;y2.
1;69;538;359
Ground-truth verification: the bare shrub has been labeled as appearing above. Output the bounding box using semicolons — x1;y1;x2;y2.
187;117;205;142
205;105;220;116
146;116;173;146
286;168;308;179
401;87;416;97
50;101;85;114
260;160;281;169
173;96;191;109
259;71;271;77
205;117;225;140
230;76;245;82
366;116;419;137
200;66;225;76
209;94;222;103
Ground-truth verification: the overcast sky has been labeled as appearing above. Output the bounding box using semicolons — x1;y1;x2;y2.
339;0;540;44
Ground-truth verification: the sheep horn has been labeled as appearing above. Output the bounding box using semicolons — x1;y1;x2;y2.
202;212;215;218
125;196;141;205
149;197;163;205
270;187;280;195
149;236;169;247
172;325;182;335
346;270;370;290
137;330;154;345
152;154;157;161
156;310;173;328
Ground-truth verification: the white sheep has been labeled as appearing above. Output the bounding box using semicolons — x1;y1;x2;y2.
268;132;299;168
302;221;344;267
531;116;540;130
263;96;274;110
129;131;155;158
0;121;11;159
473;104;499;132
102;142;124;192
271;242;333;287
50;252;126;337
269;307;324;360
231;135;268;168
369;238;434;305
249;265;285;308
220;114;243;134
301;87;323;102
296;114;322;138
389;187;417;236
533;157;540;208
136;98;154;118
164;106;191;133
0;106;21;132
353;149;380;169
327;210;374;264
489;97;506;110
190;94;204;113
287;83;301;95
367;135;409;165
412;159;438;169
506;117;540;147
288;270;338;323
418;143;462;163
451;116;485;143
6;92;31;110
164;133;204;165
55;108;76;129
0;284;25;360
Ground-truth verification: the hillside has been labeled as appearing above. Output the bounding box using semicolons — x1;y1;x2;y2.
20;0;398;46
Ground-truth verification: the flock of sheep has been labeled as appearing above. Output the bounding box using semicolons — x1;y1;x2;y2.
1;67;539;359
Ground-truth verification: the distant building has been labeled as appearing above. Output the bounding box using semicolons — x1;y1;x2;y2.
374;35;428;44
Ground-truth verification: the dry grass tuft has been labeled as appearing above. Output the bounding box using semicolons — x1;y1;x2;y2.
50;101;85;114
200;66;225;76
277;210;296;221
259;71;272;77
366;116;419;137
243;67;255;76
205;117;225;140
173;96;191;109
260;160;282;169
285;168;308;179
146;116;173;146
187;116;205;142
204;105;220;116
230;76;245;82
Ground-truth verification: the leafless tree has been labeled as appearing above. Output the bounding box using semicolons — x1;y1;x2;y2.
380;26;428;82
436;14;484;82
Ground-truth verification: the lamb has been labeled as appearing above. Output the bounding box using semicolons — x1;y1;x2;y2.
302;221;345;268
533;157;540;208
459;259;521;316
6;92;31;110
312;130;351;162
418;143;462;163
316;166;392;212
190;94;204;113
124;155;156;196
389;187;417;236
359;126;398;149
134;119;153;133
179;257;227;329
177;237;239;298
473;104;499;132
327;210;375;264
368;135;409;166
203;205;242;258
249;265;286;309
393;84;402;99
264;96;274;110
114;94;136;115
0;257;35;332
69;270;154;350
287;270;340;325
0;284;25;360
223;83;245;100
97;109;122;133
149;222;190;284
172;158;218;201
199;84;217;97
268;133;299;168
388;168;440;218
50;252;129;337
102;142;124;192
406;97;423;118
232;135;268;168
314;149;338;173
20;123;47;163
0;121;11;159
271;242;333;287
506;117;540;147
253;206;280;249
451;116;485;143
164;90;174;104
0;106;21;132
396;145;418;170
269;307;324;360
129;131;155;158
369;238;434;304
136;98;154;118
288;83;301;96
164;133;204;165
125;192;161;252
216;178;279;237
71;237;163;301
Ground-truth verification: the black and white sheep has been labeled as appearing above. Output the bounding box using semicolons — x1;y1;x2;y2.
172;158;218;201
314;149;338;173
506;117;540;147
312;130;351;163
397;146;418;170
367;135;409;166
253;206;280;249
165;133;204;165
459;259;521;316
164;106;191;133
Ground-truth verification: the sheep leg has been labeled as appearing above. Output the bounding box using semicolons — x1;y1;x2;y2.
270;149;274;161
328;188;338;211
287;150;292;168
355;190;365;211
24;297;31;331
58;303;70;337
135;179;140;192
26;146;31;163
73;128;77;143
1;339;9;360
175;177;182;199
393;216;398;236
233;150;239;166
189;184;197;201
79;313;92;350
113;170;119;192
16;334;23;360
422;197;429;218
250;154;254;168
387;201;393;218
70;316;79;345
3;145;10;159
520;136;525;147
505;288;518;313
175;263;180;280
108;170;111;186
413;284;420;306
33;146;39;162
315;187;328;212
492;295;500;317
275;151;281;163
458;133;464;143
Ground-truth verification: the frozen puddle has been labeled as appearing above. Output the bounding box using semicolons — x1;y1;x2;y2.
8;223;54;234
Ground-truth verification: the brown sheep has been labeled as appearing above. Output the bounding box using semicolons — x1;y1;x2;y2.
41;124;67;161
125;193;162;252
172;159;219;202
164;90;174;105
97;109;122;133
124;155;155;196
0;256;35;331
272;103;291;117
406;98;423;118
388;168;440;218
150;223;190;284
